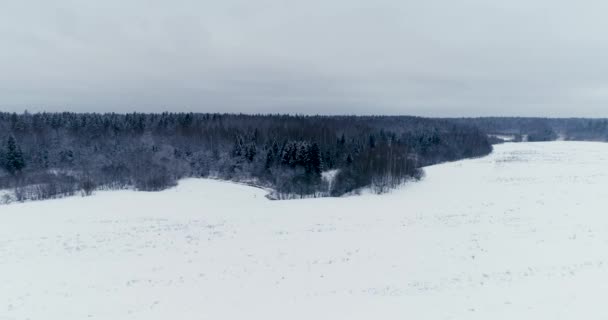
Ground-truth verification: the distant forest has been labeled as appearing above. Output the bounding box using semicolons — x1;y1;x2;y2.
0;113;492;202
4;113;604;203
455;117;608;142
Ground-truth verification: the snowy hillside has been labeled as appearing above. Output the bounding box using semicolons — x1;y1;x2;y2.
3;141;608;319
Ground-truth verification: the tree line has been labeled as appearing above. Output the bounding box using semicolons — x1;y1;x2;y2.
455;117;608;142
0;112;493;202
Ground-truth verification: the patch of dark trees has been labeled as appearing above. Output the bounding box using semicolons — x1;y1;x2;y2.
455;117;608;143
0;112;492;202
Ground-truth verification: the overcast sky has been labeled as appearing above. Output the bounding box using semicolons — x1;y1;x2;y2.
2;0;608;116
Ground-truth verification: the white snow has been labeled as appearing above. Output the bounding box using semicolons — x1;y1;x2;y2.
488;134;516;141
322;169;340;193
3;141;608;319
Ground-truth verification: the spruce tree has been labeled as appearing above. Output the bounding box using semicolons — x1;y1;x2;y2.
245;143;257;162
231;135;244;157
338;133;346;146
308;143;322;177
4;136;25;174
264;150;274;171
346;154;353;166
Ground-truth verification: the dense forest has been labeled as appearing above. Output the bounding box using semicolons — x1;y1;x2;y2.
0;113;492;202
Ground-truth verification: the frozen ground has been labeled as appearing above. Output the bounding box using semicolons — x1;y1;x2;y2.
3;141;608;319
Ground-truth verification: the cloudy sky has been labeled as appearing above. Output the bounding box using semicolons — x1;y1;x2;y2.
2;0;608;116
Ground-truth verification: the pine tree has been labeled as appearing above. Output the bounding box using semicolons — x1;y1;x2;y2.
245;143;257;162
346;153;353;166
295;142;307;167
4;136;25;174
323;150;334;169
231;135;244;157
308;143;322;177
338;133;346;146
271;140;280;155
264;150;274;171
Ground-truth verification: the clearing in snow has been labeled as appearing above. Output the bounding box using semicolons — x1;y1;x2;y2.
3;141;608;319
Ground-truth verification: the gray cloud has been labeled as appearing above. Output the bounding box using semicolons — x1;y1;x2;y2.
2;0;608;116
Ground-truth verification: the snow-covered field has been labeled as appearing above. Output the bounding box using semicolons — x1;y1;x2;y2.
3;141;608;319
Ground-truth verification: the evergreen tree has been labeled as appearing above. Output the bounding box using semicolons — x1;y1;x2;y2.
231;135;244;157
264;150;274;171
338;133;346;146
346;153;353;166
307;143;322;177
245;143;257;162
324;150;334;169
295;142;307;166
3;136;25;174
271;140;280;155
